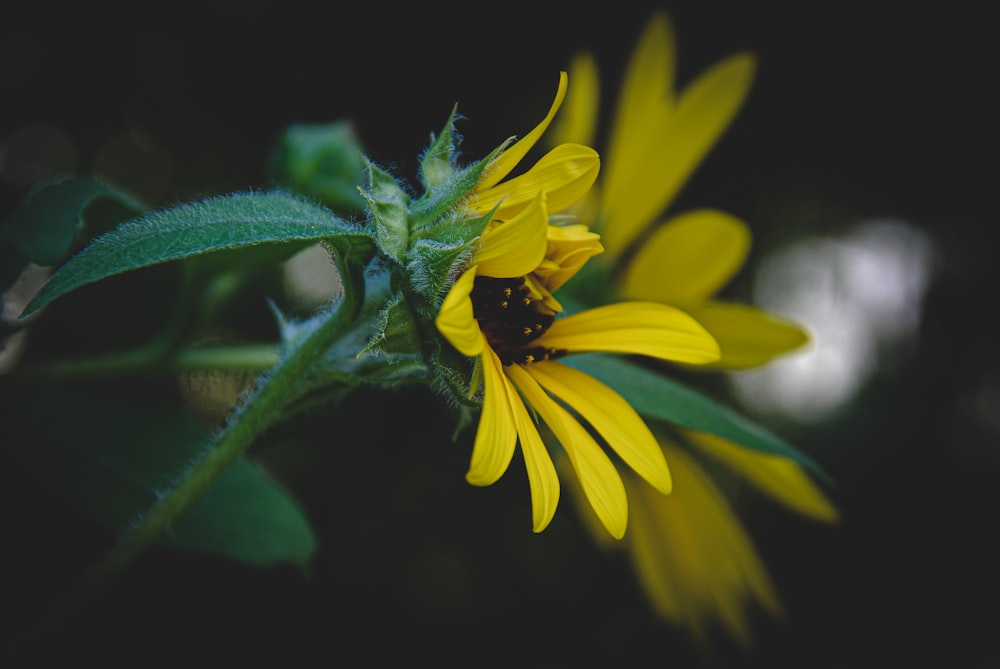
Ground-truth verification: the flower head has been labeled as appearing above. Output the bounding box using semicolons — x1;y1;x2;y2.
434;72;720;539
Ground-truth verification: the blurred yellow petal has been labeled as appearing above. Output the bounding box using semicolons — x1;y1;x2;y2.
466;347;518;486
435;267;484;356
550;51;600;148
685;430;839;522
603;51;756;257
476;192;549;278
610;10;676;135
626;440;783;646
622;209;750;306
510;364;627;539
602;12;676;255
478;72;568;191
471;144;600;219
685;301;811;370
538;302;720;364
527;360;672;494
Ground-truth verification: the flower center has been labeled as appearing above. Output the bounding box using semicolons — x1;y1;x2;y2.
471;276;565;366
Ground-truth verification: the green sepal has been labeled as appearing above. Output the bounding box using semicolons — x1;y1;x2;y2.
359;290;423;358
3;385;316;570
405;237;475;311
22;190;375;317
404;203;494;309
2;175;144;267
267;119;367;214
418;104;460;191
564;353;834;485
272;258;428;404
359;158;411;263
319;258;428;386
407;148;498;231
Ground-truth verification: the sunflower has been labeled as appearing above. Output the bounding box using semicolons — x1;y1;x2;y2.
434;72;721;539
548;12;839;643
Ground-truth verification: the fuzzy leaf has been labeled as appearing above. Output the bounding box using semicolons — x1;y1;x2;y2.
22;190;374;317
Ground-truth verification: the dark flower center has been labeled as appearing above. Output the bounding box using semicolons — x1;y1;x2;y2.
471;276;565;366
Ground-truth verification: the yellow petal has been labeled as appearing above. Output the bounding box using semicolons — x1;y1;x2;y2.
505;370;561;533
626;440;783;645
537;302;720;364
550;51;600;148
603;51;756;257
621;209;750;306
527;360;672;494
466;346;517;486
685;301;811;370
475;192;549;278
509;363;627;539
684;430;839;523
477;72;568;191
471;143;600;220
434;266;483;356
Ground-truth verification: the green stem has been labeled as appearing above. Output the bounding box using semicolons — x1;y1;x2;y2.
173;343;281;372
13;342;281;377
43;267;364;631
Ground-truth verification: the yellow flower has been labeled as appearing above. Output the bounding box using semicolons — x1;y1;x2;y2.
549;12;839;643
435;72;721;539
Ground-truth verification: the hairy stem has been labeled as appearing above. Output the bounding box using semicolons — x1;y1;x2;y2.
41;259;364;632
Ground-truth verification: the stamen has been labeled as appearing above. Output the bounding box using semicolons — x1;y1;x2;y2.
471;276;564;366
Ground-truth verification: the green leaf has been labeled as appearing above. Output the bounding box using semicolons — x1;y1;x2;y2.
2;176;143;266
3;385;316;569
22;189;374;317
167;457;316;569
564;353;832;484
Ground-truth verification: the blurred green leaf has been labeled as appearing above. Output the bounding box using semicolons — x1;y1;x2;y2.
565;353;832;483
3;385;316;569
22;190;374;317
2;176;143;267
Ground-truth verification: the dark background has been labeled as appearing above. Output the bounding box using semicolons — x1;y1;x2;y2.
2;2;996;666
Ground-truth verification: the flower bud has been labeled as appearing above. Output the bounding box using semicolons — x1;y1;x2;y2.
268;120;366;215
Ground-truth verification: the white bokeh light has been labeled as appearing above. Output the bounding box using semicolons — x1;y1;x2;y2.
729;219;936;423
